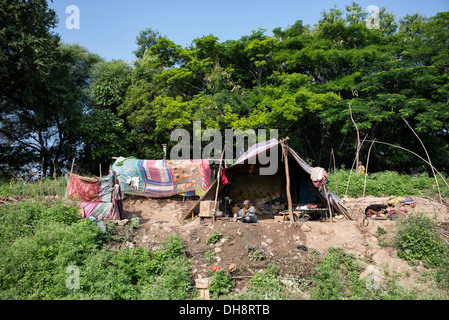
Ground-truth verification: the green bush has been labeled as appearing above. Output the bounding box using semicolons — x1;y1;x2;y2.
0;199;81;242
208;269;235;298
0;199;193;300
310;247;367;300
394;213;449;268
248;264;288;299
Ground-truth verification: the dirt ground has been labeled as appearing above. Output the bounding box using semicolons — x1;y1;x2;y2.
117;195;449;294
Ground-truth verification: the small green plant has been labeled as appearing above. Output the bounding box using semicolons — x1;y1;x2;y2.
246;245;265;261
129;215;139;229
208;269;235;298
377;227;387;236
206;231;222;245
376;226;390;246
204;250;216;264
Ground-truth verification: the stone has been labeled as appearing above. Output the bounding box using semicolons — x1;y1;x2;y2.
117;219;129;226
228;263;237;273
214;247;222;253
195;277;210;289
267;238;273;244
300;224;311;232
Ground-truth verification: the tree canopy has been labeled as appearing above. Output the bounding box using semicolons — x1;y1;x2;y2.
1;1;448;177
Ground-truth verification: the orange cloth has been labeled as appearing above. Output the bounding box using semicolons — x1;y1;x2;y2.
242;206;256;216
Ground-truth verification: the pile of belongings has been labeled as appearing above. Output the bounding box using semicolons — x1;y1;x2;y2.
365;204;398;221
388;196;419;208
365;196;419;222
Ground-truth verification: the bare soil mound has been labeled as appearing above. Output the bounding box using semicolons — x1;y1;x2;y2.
118;195;449;293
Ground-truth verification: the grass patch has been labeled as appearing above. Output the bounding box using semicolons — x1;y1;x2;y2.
327;169;449;198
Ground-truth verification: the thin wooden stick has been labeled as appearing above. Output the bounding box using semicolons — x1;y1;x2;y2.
345;134;369;197
363;138;376;198
70;157;75;175
331;148;338;196
349;101;361;171
401;117;442;204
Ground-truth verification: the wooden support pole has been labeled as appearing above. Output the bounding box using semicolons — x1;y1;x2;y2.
281;140;294;224
213;145;226;223
324;184;333;222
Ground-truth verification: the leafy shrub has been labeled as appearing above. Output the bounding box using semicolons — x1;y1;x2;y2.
310;247;367;300
208;269;235;298
0;198;193;300
394;213;449;268
163;234;186;258
248;264;287;299
0;199;81;242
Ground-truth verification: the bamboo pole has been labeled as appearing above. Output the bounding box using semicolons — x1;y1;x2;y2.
363;139;376;198
331;148;338;196
345;134;368;197
348;101;361;171
401;117;442;204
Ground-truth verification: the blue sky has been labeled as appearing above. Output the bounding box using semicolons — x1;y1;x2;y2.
48;0;449;63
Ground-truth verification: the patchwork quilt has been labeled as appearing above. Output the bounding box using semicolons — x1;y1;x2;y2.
112;157;211;198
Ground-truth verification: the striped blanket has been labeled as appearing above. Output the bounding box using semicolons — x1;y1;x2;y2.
112;157;211;198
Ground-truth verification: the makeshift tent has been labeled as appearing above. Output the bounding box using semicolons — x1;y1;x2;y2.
185;138;351;220
66;172;123;221
111;157;211;198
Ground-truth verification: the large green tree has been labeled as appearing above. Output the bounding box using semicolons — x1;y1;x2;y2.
0;1;101;176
